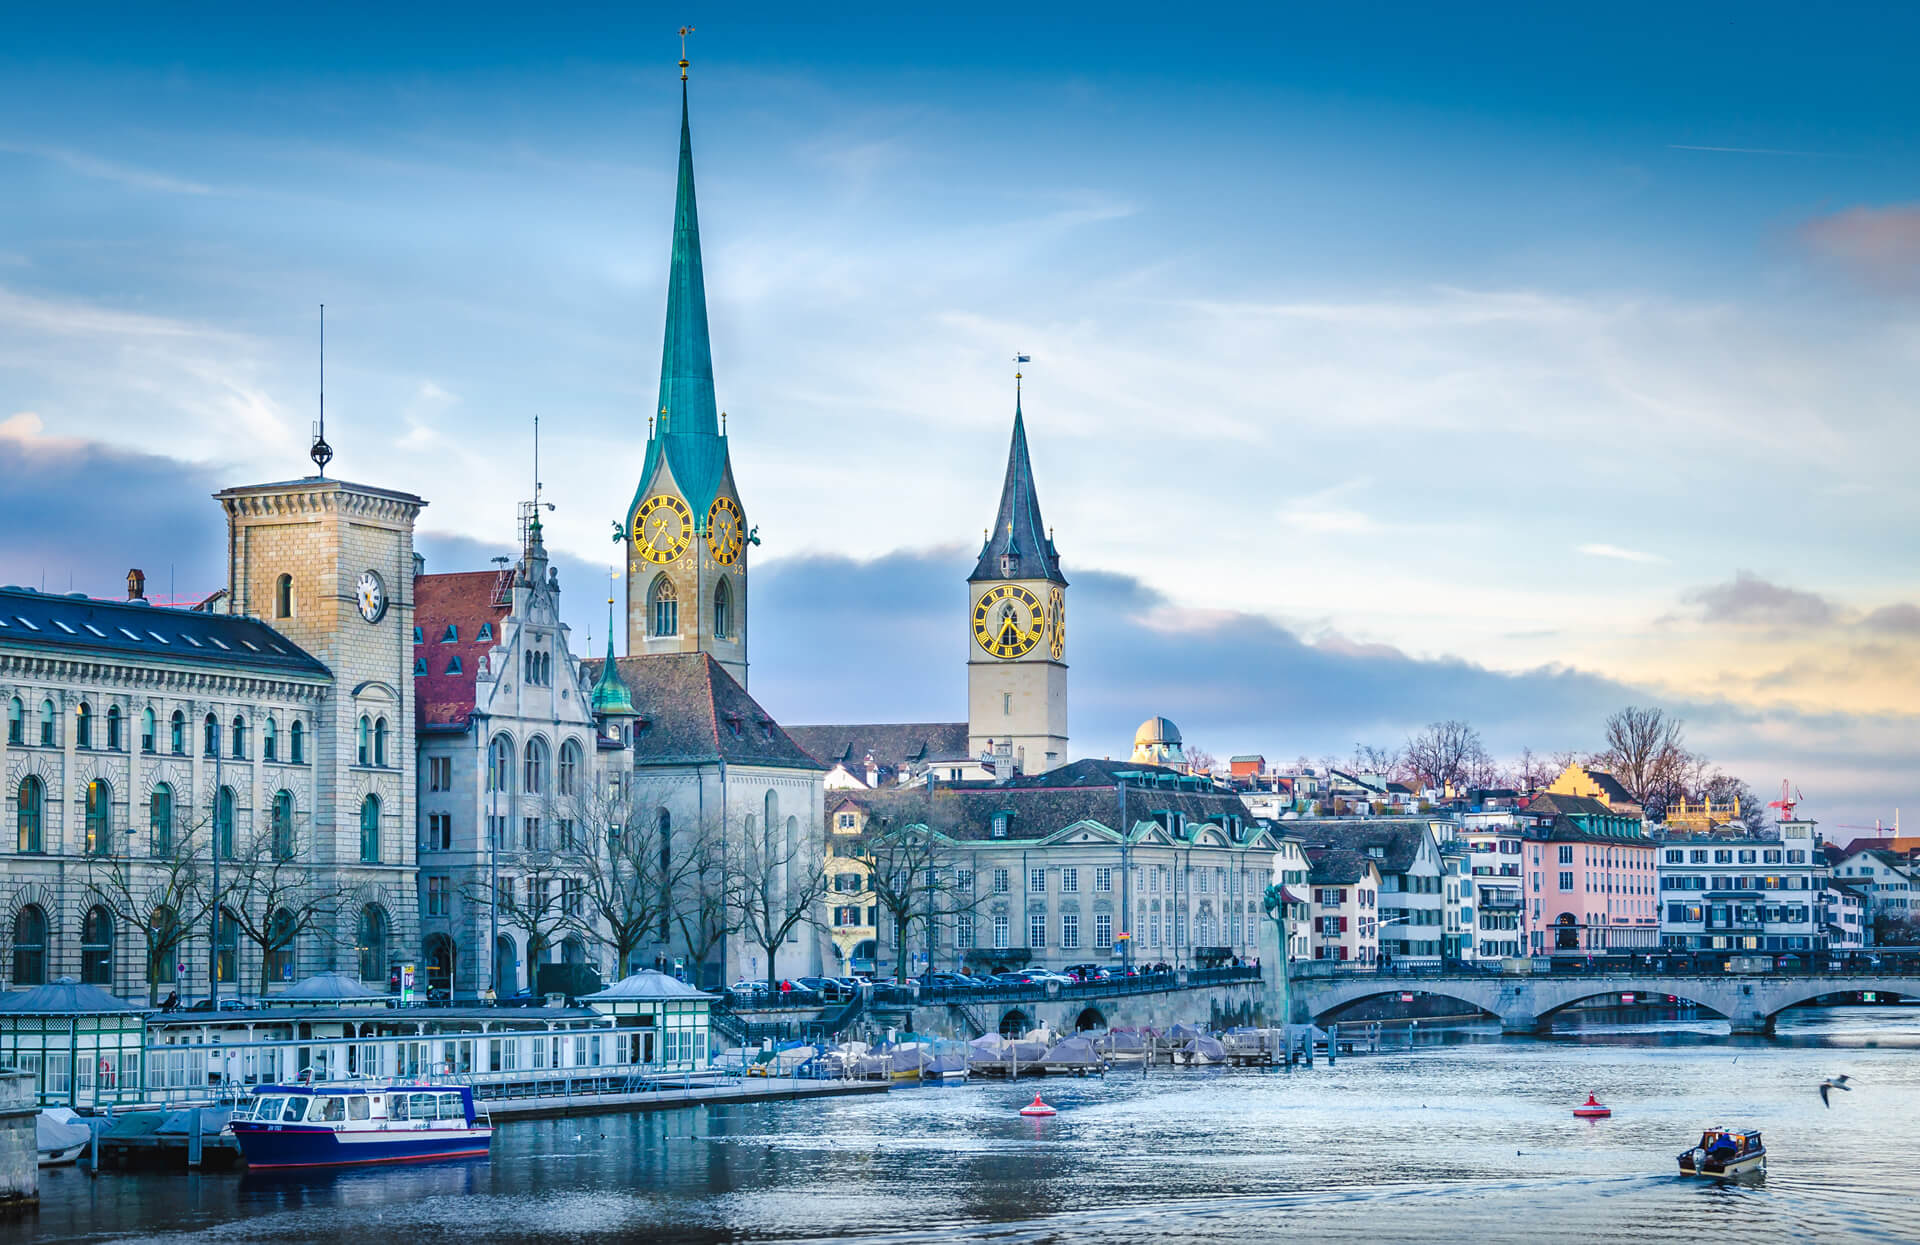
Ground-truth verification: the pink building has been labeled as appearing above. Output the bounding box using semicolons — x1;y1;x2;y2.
1519;793;1659;954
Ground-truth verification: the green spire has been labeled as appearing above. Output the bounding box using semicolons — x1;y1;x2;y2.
657;81;717;439
591;599;636;717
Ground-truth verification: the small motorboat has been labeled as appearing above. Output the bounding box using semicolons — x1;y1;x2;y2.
1573;1094;1612;1119
229;1081;492;1169
1018;1094;1056;1117
37;1109;91;1166
1678;1127;1765;1179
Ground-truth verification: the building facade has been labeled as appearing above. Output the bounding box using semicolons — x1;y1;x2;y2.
1657;817;1829;953
1518;792;1658;955
1284;819;1445;967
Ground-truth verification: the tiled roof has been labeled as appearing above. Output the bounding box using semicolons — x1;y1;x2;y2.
784;722;970;776
0;587;327;678
1306;848;1375;886
1285;819;1436;875
579;652;822;770
1582;768;1638;806
413;570;512;729
1524;792;1618;819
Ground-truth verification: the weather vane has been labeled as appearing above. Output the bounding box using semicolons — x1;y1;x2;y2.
679;25;695;79
1014;352;1030;396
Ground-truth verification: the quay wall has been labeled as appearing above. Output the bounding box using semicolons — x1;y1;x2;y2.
0;1069;36;1213
880;982;1266;1041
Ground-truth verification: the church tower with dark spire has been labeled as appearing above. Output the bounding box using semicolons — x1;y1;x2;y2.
966;380;1068;774
620;61;750;685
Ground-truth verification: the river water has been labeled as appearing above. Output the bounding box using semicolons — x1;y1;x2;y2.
24;1008;1920;1243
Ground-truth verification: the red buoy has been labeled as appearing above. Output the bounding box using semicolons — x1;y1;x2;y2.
1019;1093;1057;1117
1572;1093;1611;1119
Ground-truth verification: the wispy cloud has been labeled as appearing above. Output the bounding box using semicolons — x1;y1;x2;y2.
0;141;212;195
1578;543;1665;564
1667;144;1841;157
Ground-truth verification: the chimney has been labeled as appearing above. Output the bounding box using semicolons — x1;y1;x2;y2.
863;751;878;788
126;568;146;602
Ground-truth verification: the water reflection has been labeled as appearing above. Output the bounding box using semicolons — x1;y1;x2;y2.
24;1008;1920;1243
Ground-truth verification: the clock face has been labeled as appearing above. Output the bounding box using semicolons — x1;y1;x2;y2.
355;570;387;624
972;584;1046;659
706;496;744;565
1048;585;1066;660
633;494;694;564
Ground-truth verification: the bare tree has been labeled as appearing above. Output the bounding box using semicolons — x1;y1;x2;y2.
221;824;355;997
1693;771;1769;833
553;784;703;980
1512;747;1550;794
668;824;736;987
1347;743;1404;780
851;792;981;979
1183;744;1221;776
1596;706;1694;808
83;816;214;1004
1403;720;1488;792
726;814;832;992
462;848;577;994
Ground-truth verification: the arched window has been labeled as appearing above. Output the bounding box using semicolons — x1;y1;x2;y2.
561;936;585;965
5;697;19;745
263;717;278;762
357;905;388;982
81;906;113;985
523;738;547;796
274;572;293;619
86;779;112;856
487;734;514;793
359;794;381;863
214;786;235;860
39;698;54;747
141;706;156;753
203;713;219;757
764;790;779;838
75;701;92;749
713;578;732;641
169;710;185;755
231;715;247;759
151;906;178;989
11;905;48;986
373;717;389;767
649;575;678;637
264;908;296;986
150;783;174;856
657;807;673;940
558;740;580;796
289;719;304;764
357;715;371;766
16;776;43;853
215;908;238;985
271;790;295;860
106;704;123;751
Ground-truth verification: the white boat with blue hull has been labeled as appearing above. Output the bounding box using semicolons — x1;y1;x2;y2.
228;1081;492;1169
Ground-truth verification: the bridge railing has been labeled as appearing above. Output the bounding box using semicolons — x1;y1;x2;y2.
1290;952;1920;981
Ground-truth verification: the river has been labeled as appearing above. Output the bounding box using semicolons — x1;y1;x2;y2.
23;1008;1920;1243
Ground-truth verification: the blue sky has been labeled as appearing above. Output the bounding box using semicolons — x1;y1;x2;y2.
4;3;1918;827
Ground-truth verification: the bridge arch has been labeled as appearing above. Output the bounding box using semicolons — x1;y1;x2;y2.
1534;985;1728;1026
999;1008;1031;1038
1072;1006;1107;1032
1305;984;1500;1026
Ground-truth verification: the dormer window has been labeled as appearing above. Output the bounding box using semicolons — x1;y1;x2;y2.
999;552;1014;576
476;623;493;642
446;656;463;675
412;625;424;643
725;715;743;738
441;624;458;643
992;812;1011;838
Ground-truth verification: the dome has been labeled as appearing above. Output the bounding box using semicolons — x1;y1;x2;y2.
1133;716;1181;748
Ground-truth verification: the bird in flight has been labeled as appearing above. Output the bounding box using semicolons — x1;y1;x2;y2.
1818;1074;1853;1107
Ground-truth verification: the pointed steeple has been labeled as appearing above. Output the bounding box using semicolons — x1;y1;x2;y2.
971;388;1066;585
657;81;718;439
591;596;637;718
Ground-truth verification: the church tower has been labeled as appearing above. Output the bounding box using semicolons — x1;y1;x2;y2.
966;383;1069;774
621;65;750;686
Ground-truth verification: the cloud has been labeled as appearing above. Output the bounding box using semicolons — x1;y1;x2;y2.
1578;543;1665;564
1861;602;1920;635
1686;570;1837;628
0;141;213;195
1801;203;1920;291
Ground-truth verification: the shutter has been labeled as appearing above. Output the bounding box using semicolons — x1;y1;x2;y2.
1338;916;1348;933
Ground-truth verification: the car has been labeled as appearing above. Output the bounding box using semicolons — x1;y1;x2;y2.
795;976;849;1000
925;971;985;990
184;996;259;1013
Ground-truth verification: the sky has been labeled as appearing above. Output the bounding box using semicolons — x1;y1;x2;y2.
3;3;1917;830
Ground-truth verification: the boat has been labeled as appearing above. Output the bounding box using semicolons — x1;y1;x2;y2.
37;1109;91;1166
1677;1127;1765;1178
1573;1094;1612;1119
228;1081;492;1169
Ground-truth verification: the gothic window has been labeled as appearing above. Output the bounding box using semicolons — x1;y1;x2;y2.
263;717;277;762
81;906;113;985
5;697;19;745
106;704;122;751
558;740;581;796
373;717;389;767
204;713;219;757
76;701;92;749
141;706;156;753
272;790;295;859
289;720;304;764
39;698;53;746
231;714;247;759
488;734;514;793
523;738;547;795
274;573;293;619
17;776;44;853
649;575;678;637
12;905;48;986
214;786;235;859
170;710;185;755
358;716;371;766
713;579;732;640
360;795;381;863
86;779;112;856
358;905;388;982
150;783;174;856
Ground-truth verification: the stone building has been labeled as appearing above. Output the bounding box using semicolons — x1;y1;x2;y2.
1303;850;1381;964
1658;816;1830;953
1284;819;1445;967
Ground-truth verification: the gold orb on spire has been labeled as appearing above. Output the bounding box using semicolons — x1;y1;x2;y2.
679;24;695;79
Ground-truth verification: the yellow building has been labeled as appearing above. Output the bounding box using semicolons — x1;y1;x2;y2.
1545;763;1645;820
823;796;878;975
1660;795;1743;835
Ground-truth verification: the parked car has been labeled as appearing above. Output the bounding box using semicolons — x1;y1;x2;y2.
795;976;849;1000
185;996;259;1012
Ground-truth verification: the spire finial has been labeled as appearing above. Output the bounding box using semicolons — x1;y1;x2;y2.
1013;352;1030;410
310;303;334;477
679;25;694;80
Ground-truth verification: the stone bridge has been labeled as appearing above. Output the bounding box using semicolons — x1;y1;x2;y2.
1293;971;1919;1035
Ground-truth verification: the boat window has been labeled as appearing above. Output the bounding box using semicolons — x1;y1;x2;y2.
388;1096;406;1120
280;1097;310;1122
410;1093;441;1120
348;1097;370;1121
312;1097;346;1122
439;1093;464;1121
252;1096;285;1121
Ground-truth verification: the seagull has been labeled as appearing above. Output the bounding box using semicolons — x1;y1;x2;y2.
1818;1075;1852;1107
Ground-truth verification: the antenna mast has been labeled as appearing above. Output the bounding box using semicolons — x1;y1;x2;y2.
310;304;334;477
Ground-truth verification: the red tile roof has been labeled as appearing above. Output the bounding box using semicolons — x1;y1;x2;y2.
414;570;512;729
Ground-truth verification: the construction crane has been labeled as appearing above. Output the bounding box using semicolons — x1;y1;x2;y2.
1767;780;1803;821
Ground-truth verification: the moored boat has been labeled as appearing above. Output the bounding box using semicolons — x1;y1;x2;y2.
37;1109;91;1166
1677;1127;1764;1178
228;1081;492;1169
